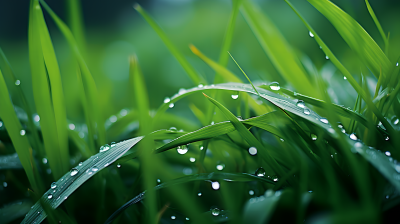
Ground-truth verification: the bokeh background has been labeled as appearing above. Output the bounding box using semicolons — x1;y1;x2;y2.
0;0;399;130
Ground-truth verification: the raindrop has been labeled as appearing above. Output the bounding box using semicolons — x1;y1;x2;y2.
99;144;110;153
34;114;40;122
15;80;21;85
92;166;99;172
169;127;177;131
211;181;220;190
311;134;317;141
397;62;399;67
179;88;186;94
325;55;329;60
248;146;257;156
186;217;190;221
211;121;215;125
349;133;358;141
354;142;362;148
271;175;279;182
269;82;280;91
386;195;390;199
255;167;266;177
393;117;399;125
198;192;202;196
309;31;314;37
117;164;121;168
157;179;161;184
296;100;305;108
190;157;196;162
109;115;117;123
3;182;7;187
344;76;347;80
231;94;239;100
70;168;79;176
249;190;254;195
47;194;53;199
177;145;188;154
385;151;391;157
303;109;311;115
0;121;3;128
119;109;128;116
169;103;175;108
20;130;26;136
216;163;225;171
320;117;328;124
111;142;116;147
200;146;204;150
211;208;220;216
164;97;171;103
42;158;48;164
68;124;75;130
78;162;83;166
171;216;176;220
385;136;390;141
198;84;204;88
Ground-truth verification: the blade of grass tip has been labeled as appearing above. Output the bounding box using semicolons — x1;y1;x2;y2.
0;46;44;157
284;0;395;135
202;93;287;182
241;0;319;98
228;52;260;96
307;0;392;79
29;0;65;180
0;68;43;195
129;55;157;224
66;0;86;57
39;0;106;147
365;0;388;54
134;4;206;85
35;1;70;173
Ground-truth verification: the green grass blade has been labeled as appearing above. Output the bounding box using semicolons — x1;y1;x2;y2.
365;0;388;54
228;52;260;96
35;1;70;173
307;0;392;78
0;200;33;224
0;153;23;170
134;4;206;85
39;0;106;147
0;68;42;194
242;189;282;224
66;0;86;57
21;137;143;224
241;0;319;98
29;0;65;179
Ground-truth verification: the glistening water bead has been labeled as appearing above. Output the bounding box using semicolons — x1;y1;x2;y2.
296;100;305;108
269;82;280;91
164;97;171;103
99;144;110;153
309;31;314;37
311;134;317;141
349;133;358;141
70;168;79;176
177;145;188;154
255;167;266;177
20;130;26;136
320;118;328;124
51;182;57;189
211;208;220;216
303;109;311;115
211;181;220;190
231;94;239;99
248;147;257;155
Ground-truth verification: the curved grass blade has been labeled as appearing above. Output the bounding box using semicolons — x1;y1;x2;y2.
66;0;86;57
21;137;143;224
242;190;282;224
0;153;23;170
241;0;319;98
134;4;205;85
0;68;42;194
365;0;388;54
105;172;275;224
307;0;392;78
0;200;33;224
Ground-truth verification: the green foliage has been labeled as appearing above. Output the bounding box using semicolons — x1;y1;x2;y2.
1;0;400;223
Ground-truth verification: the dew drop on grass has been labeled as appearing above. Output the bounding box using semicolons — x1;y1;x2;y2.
249;190;254;195
198;84;204;88
396;62;399;67
320;117;329;124
109;115;117;123
42;158;48;164
47;194;53;199
99;144;110;153
325;55;329;60
34;114;40;122
92;166;99;172
164;97;171;103
255;167;266;177
349;133;358;141
0;121;3;128
198;192;202;196
186;217;190;221
296;100;305;108
3;182;7;187
344;76;347;80
190;157;196;162
271;175;279;182
248;146;257;155
231;94;239;99
70;168;79;176
111;142;116;147
117;164;121;168
386;195;390;199
211;181;220;190
392;117;399;125
20;130;26;136
169;103;175;108
200;146;204;150
15;80;21;85
171;216;176;220
216;163;225;171
78;162;83;166
309;31;314;37
157;179;161;184
68;123;75;130
385;136;390;141
51;182;57;189
211;208;220;216
311;134;317;141
303;109;311;115
269;82;280;91
179;88;186;94
169;127;177;131
385;151;391;157
177;145;188;154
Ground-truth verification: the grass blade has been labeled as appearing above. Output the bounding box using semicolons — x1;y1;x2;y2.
66;0;86;57
0;153;23;170
242;189;282;224
365;0;388;54
134;4;206;85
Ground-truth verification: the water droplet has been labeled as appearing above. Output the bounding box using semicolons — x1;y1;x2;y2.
163;97;171;104
249;190;254;195
157;179;161;184
385;136;390;141
92;166;99;172
15;80;21;85
99;144;110;153
20;130;26;136
303;108;311;115
385;151;391;157
309;31;314;37
231;94;239;99
171;216;176;220
109;115;117;123
248;146;257;155
177;145;188;154
216;163;225;171
48;194;53;199
211;208;220;216
211;181;220;190
255;167;266;177
42;158;48;164
34;114;40;122
269;82;280;91
169;103;175;108
198;192;202;196
111;142;116;147
189;157;196;162
393;117;399;125
117;164;121;168
271;175;279;182
349;133;358;141
200;146;204;150
186;217;190;221
169;127;177;131
68;123;75;130
311;134;317;141
78;162;83;166
198;84;204;88
70;168;79;176
3;182;7;187
119;109;128;116
325;55;329;60
386;195;390;199
296;100;305;108
397;62;399;67
179;88;186;94
319;117;328;124
0;121;3;128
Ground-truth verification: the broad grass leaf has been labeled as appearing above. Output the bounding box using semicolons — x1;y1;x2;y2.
0;153;22;170
0;200;33;224
242;190;282;224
